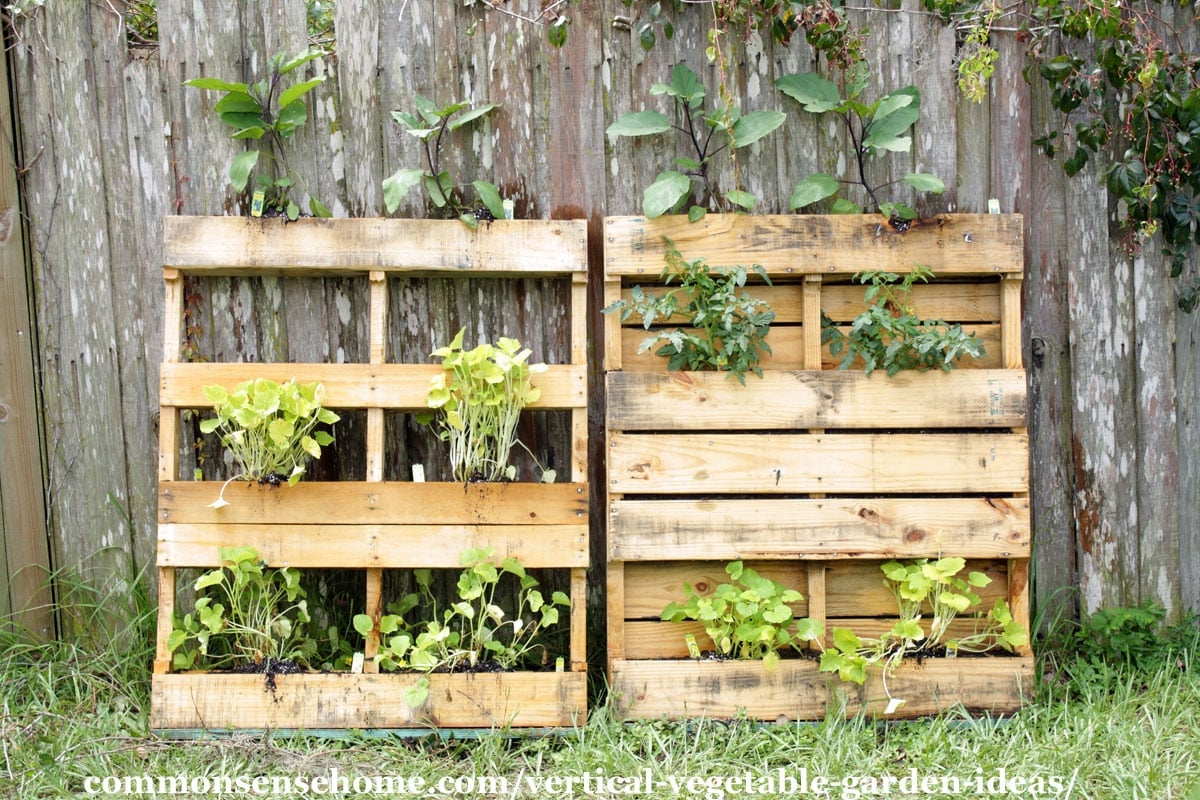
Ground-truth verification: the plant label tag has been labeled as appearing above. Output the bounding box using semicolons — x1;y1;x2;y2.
251;190;265;217
351;652;364;674
555;657;564;673
988;198;1000;214
885;697;905;715
412;464;425;482
685;633;701;660
945;641;959;659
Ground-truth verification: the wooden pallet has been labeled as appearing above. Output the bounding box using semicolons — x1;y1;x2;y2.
152;217;589;731
603;213;1032;720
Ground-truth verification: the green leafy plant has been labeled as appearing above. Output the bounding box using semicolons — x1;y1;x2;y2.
167;546;315;672
775;71;945;221
199;378;340;507
184;50;331;220
383;96;507;228
661;561;823;672
353;548;571;706
820;558;1028;708
603;241;775;383
606;63;785;220
821;267;985;376
1024;1;1200;311
1060;603;1199;695
418;329;554;483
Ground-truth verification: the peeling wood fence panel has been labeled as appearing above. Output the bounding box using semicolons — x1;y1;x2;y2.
3;0;1198;639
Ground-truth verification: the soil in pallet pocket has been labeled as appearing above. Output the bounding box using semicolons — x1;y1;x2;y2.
230;657;304;696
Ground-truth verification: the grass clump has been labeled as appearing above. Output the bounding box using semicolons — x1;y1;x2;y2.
3;577;1199;799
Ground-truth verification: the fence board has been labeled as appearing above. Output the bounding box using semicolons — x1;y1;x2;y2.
7;0;1199;642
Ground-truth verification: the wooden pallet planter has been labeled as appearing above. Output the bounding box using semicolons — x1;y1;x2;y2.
604;213;1032;721
152;217;589;731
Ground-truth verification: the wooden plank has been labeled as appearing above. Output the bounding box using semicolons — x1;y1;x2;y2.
607;561;626;663
622;560;1008;620
803;277;822;369
616;282;1002;325
151;671;587;729
570;567;587;671
0;34;52;637
603;215;1024;278
159;481;588;526
1008;558;1033;657
1001;274;1024;370
606;369;1028;431
609;497;1030;560
163;217;588;276
159;362;587;410
158;524;587;569
153;566;175;674
610;657;1033;720
608;432;1029;495
363;567;382;674
624;617;1008;660
619;325;1002;371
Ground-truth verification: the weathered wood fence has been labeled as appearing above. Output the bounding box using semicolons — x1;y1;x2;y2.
1;0;1196;636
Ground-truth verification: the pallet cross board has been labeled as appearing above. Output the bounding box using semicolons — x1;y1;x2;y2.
603;213;1032;721
152;217;589;731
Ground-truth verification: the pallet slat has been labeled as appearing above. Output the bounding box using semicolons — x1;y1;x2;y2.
604;214;1023;278
164;217;588;275
609;497;1030;560
610;658;1034;720
159;524;588;569
159;481;587;526
151;672;587;729
160;363;586;410
606;369;1027;430
609;433;1029;494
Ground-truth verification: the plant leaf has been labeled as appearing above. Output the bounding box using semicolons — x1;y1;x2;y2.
382;168;426;214
447;103;501;132
643;171;691;218
903;172;946;193
789;173;840;210
278;77;325;111
730;110;786;148
185;77;250;93
606;109;672;138
229;150;260;192
775;72;843;113
473;180;507;220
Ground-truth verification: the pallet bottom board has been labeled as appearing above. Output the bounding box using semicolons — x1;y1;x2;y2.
610;657;1033;721
151;671;587;730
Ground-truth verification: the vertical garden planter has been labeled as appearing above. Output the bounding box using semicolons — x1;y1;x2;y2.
151;217;589;732
604;214;1033;720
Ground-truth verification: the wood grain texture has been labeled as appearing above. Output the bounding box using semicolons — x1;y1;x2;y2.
606;369;1028;430
159;481;587;525
609;497;1030;560
610;657;1033;720
163;217;588;275
0;39;51;637
157;523;587;569
609;432;1029;494
159;362;586;409
603;215;1023;277
151;671;587;729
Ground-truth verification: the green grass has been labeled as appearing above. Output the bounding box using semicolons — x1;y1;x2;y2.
2;588;1198;799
